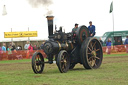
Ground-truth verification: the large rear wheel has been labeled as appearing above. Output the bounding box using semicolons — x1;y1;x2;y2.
56;50;70;73
32;52;44;74
80;37;103;69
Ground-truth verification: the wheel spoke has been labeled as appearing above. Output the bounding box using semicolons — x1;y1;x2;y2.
88;57;95;67
92;41;97;48
62;55;65;60
62;63;65;69
64;62;66;68
88;47;92;51
95;63;97;67
88;56;93;61
36;66;39;71
90;61;93;66
87;53;91;55
95;49;100;51
90;42;93;50
63;53;66;58
95;56;100;60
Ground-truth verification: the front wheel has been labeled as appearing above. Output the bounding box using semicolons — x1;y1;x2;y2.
32;52;44;74
56;50;70;73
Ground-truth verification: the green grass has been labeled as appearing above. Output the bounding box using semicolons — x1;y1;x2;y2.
0;54;128;85
103;53;128;57
0;59;31;64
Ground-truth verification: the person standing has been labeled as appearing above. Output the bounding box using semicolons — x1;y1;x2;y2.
7;45;13;60
11;43;16;51
0;43;2;60
2;43;6;52
28;44;33;52
88;21;96;37
1;43;6;60
0;43;2;53
33;44;37;50
24;41;30;50
106;38;111;54
124;36;128;53
27;44;33;59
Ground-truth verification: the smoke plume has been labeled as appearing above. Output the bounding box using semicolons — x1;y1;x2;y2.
27;0;53;15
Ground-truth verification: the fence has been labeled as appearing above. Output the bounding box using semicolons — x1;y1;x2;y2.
0;50;47;61
0;45;128;61
102;45;128;53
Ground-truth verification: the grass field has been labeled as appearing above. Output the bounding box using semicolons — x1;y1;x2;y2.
0;53;128;85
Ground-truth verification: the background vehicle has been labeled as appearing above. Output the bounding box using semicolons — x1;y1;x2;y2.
102;31;128;46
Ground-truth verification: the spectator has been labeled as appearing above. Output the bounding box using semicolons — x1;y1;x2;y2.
106;38;111;54
11;43;16;51
124;36;128;53
24;41;30;50
88;21;96;37
28;44;33;52
7;45;13;60
33;44;37;50
114;39;121;45
0;43;2;60
99;38;103;46
2;43;6;52
27;44;33;59
0;43;2;53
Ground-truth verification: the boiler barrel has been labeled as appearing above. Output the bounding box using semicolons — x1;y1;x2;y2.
43;41;74;55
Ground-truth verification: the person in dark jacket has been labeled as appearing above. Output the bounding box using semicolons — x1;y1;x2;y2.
88;21;96;37
11;43;16;51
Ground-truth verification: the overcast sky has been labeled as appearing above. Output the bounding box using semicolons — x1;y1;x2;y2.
0;0;128;42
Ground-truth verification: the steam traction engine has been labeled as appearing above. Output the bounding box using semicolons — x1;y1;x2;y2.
31;16;103;73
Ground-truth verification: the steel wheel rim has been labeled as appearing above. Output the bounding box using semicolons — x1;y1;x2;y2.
86;39;102;68
34;55;43;72
57;50;70;73
32;52;44;73
60;52;68;72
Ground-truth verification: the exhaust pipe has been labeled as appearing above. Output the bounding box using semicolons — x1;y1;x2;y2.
46;16;54;36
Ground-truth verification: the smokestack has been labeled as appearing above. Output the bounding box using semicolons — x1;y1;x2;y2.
46;16;54;36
